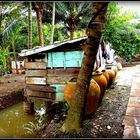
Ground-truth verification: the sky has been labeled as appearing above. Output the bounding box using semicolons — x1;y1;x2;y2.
117;1;140;13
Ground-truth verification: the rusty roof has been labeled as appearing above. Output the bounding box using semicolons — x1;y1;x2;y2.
18;37;87;57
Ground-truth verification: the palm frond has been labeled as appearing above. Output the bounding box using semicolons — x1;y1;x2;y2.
2;2;24;17
56;2;70;18
76;2;93;17
2;20;17;39
2;10;28;41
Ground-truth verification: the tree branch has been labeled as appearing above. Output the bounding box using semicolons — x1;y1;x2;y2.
88;2;109;28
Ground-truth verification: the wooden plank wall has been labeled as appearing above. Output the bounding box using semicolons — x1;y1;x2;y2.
47;68;80;84
24;58;56;102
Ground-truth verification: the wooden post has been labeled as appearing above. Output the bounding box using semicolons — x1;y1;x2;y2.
23;98;35;114
45;101;55;123
23;54;56;116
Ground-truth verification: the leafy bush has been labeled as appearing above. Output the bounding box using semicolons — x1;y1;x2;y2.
0;46;11;73
24;106;47;136
102;2;140;62
43;23;68;45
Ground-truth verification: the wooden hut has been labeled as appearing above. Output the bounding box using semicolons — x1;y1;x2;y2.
19;37;87;113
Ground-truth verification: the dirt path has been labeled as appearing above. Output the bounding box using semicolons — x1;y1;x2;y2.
40;64;139;138
0;61;139;138
0;74;25;110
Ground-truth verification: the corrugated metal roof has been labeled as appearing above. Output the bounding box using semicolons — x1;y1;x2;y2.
18;37;87;57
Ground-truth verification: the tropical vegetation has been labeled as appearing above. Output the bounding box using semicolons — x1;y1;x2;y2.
1;0;140;136
102;2;140;61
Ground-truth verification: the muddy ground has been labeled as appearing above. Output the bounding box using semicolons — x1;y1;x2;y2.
0;74;25;110
40;61;140;138
0;55;140;138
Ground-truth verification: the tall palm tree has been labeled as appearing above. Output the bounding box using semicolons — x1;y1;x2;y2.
1;2;27;74
0;4;2;44
55;2;93;40
28;2;32;49
33;2;44;47
60;2;109;133
1;2;26;38
50;1;55;44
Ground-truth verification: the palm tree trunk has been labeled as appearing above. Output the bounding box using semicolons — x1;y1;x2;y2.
12;44;18;74
8;55;12;73
35;3;44;47
28;2;32;49
51;2;55;44
0;8;2;44
0;15;2;32
70;27;74;40
61;2;109;133
0;5;2;32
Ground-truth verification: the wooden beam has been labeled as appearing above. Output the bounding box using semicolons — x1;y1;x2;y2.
24;62;47;69
26;69;47;77
26;85;56;92
26;88;56;100
27;96;55;102
24;57;29;62
47;68;80;75
25;77;47;85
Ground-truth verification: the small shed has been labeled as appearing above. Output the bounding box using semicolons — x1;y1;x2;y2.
19;37;87;109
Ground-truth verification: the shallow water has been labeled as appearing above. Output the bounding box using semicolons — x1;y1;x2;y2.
0;100;45;138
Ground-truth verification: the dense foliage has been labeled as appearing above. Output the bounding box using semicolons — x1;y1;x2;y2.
1;1;140;74
102;2;140;61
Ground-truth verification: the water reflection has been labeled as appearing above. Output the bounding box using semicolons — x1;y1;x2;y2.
0;100;45;138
